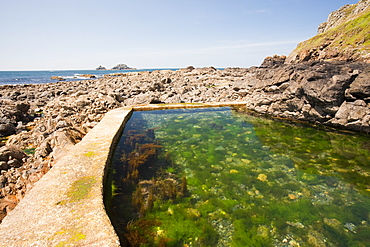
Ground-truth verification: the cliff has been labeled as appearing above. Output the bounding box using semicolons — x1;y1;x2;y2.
253;0;370;132
318;0;370;34
287;0;370;63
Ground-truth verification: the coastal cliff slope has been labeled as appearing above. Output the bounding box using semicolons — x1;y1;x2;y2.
247;0;370;132
286;0;370;63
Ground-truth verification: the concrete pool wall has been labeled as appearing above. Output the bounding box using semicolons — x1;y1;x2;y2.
0;102;246;246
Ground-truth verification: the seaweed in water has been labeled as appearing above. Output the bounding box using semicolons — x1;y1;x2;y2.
109;122;191;245
123;142;163;185
108;107;370;246
124;218;162;247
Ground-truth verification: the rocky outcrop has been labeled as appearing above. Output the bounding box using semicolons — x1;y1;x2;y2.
79;74;96;78
260;55;286;68
0;146;27;170
287;0;370;63
50;76;65;81
95;65;106;70
318;0;370;34
97;64;136;70
0;101;34;137
111;63;135;70
243;61;370;132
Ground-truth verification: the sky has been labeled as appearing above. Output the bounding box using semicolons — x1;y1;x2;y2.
0;0;359;70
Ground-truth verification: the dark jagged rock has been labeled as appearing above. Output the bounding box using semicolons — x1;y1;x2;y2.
0;124;16;138
179;66;195;72
260;55;286;68
0;146;27;165
244;61;370;132
346;65;370;98
0;101;34;137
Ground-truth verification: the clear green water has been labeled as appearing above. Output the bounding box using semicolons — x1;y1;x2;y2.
106;106;370;247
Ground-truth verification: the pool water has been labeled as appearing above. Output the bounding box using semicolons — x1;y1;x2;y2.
106;106;370;247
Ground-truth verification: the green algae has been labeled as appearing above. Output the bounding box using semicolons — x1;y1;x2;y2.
68;176;96;202
84;151;97;157
53;228;86;247
107;107;370;246
58;176;96;205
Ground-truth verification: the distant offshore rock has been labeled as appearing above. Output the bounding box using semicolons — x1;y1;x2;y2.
96;64;136;70
80;74;96;78
95;65;106;70
111;63;136;70
50;76;65;81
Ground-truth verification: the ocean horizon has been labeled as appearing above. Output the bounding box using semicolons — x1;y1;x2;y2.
0;68;180;86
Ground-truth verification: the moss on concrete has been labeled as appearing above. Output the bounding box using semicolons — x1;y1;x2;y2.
83;151;97;157
57;176;97;205
67;176;96;203
54;228;86;247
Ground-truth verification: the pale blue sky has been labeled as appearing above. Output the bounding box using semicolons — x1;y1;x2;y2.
0;0;358;70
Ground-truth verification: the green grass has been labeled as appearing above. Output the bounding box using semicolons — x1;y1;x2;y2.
294;8;370;57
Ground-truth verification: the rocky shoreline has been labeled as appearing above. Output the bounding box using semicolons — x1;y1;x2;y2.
1;60;370;221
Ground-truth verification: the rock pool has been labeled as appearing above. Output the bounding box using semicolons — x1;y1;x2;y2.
105;106;370;246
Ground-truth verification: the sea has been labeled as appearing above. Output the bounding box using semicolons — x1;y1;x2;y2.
0;69;179;86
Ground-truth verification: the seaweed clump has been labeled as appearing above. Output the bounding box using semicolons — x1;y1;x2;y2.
125;219;163;247
132;176;189;217
108;121;190;246
120;128;162;185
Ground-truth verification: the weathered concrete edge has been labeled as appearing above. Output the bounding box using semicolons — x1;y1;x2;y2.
0;107;133;247
0;102;247;247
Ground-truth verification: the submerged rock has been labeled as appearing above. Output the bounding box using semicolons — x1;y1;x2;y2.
324;218;342;229
257;173;268;182
344;222;357;233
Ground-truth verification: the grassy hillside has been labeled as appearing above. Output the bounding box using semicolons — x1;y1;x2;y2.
287;7;370;63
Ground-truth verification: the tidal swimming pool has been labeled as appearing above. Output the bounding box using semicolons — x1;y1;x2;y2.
105;106;370;246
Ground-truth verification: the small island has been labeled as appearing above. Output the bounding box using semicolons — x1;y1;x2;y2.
95;63;136;70
111;63;136;70
95;65;106;70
